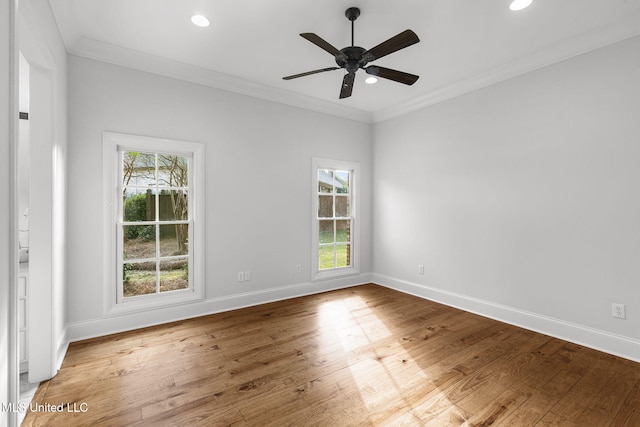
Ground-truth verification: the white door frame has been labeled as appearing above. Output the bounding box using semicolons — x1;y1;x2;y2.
5;1;20;426
18;4;58;384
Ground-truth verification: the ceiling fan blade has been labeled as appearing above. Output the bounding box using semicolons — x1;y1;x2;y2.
365;66;419;85
300;33;345;59
283;67;339;80
365;29;419;61
339;72;356;99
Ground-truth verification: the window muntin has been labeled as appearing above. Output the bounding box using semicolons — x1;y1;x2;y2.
119;151;192;301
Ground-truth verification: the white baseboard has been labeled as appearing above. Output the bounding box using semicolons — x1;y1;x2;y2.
62;272;640;364
65;274;372;344
371;273;640;363
56;328;69;371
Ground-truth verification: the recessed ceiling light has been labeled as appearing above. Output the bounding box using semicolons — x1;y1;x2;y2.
365;76;378;84
509;0;533;11
191;15;210;27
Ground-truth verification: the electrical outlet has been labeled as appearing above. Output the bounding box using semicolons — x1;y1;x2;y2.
244;270;251;281
612;303;626;319
296;264;302;274
418;265;424;275
237;271;244;282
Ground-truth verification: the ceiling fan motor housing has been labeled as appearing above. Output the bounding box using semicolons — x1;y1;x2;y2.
336;46;368;72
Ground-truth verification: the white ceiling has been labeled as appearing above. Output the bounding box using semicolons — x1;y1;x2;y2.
48;0;640;122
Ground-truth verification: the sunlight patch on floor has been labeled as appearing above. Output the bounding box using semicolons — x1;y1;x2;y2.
318;296;392;351
318;295;452;421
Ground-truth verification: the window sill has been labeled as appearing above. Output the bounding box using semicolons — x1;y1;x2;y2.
312;266;360;282
105;289;204;317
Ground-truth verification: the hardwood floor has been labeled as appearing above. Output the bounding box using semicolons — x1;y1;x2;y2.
23;284;639;426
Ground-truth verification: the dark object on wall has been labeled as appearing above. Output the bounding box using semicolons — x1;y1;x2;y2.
283;7;420;99
19;112;29;120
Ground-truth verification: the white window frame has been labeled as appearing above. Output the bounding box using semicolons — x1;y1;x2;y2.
103;132;205;315
311;158;360;281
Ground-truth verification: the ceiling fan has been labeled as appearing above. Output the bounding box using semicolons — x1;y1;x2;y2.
283;7;420;99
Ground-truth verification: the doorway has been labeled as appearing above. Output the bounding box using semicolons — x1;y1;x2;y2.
17;4;63;389
16;51;38;426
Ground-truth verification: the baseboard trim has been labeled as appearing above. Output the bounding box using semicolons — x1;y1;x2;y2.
371;273;640;363
63;273;640;363
65;274;372;344
56;328;69;371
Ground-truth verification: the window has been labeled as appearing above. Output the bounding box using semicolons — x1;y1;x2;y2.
103;132;204;313
312;158;360;280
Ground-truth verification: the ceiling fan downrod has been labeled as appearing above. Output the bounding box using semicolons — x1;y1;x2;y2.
345;7;360;47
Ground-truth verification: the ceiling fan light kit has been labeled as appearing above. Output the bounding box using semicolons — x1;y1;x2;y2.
509;0;533;11
190;14;210;27
283;7;420;99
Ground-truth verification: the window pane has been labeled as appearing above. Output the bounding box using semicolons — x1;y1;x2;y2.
159;190;188;221
318;195;333;218
318;169;333;193
157;155;189;187
336;244;351;268
319;220;334;244
336;220;350;243
123;225;156;260
335;196;350;217
123;152;155;187
123;188;156;222
160;259;189;292
314;164;355;275
160;224;189;256
319;245;335;270
335;171;350;194
123;261;157;297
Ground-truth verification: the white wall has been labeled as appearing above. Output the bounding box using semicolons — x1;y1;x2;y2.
373;35;640;360
65;55;372;338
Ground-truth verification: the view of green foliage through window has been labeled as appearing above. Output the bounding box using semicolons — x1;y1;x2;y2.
120;151;191;298
317;168;352;270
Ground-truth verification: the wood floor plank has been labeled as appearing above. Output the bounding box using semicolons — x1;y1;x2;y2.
611;379;640;426
535;410;578;426
465;387;529;426
587;357;639;419
22;284;639;426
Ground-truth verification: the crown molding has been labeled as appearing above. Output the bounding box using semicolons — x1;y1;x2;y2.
68;36;374;124
64;15;640;126
372;18;640;123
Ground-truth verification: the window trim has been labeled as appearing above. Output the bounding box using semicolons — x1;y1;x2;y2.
311;158;360;281
103;132;205;315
